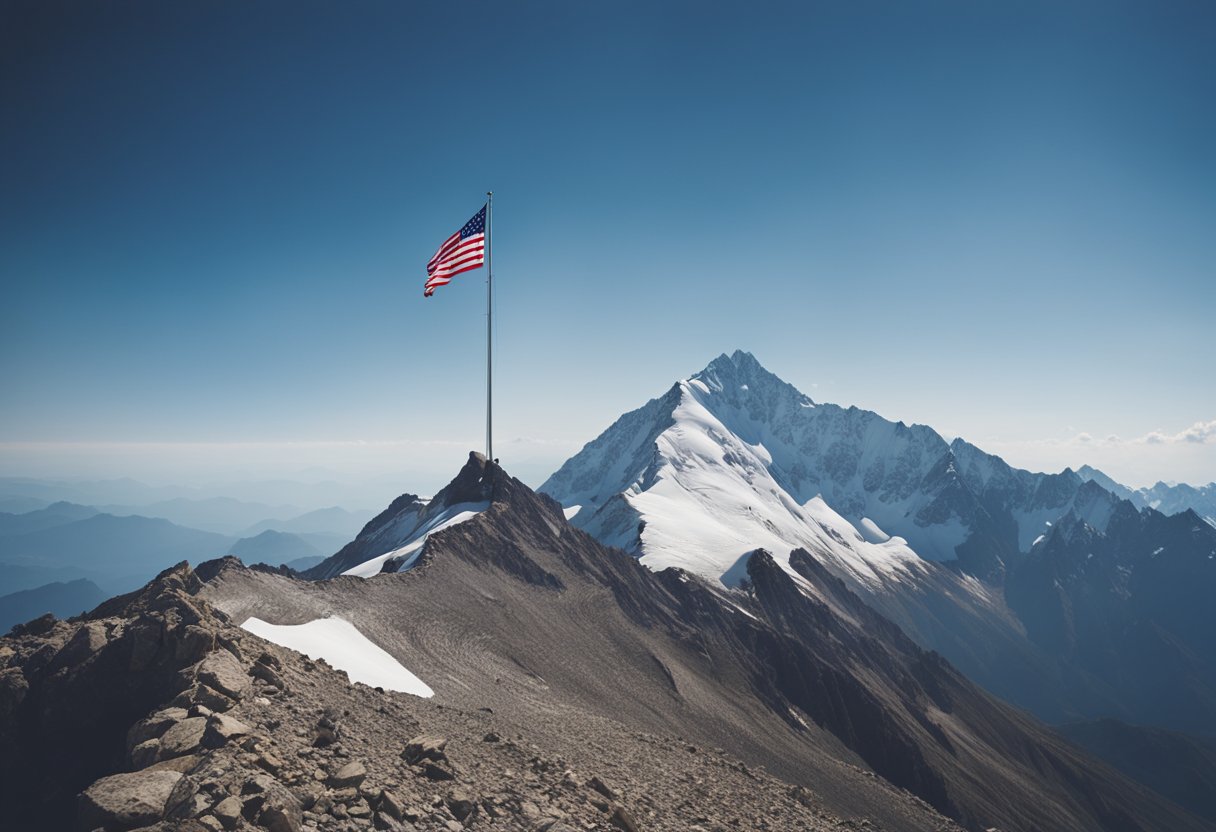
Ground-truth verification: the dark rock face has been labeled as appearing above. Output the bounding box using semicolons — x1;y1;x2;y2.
1006;496;1216;735
0;562;219;830
1056;718;1216;824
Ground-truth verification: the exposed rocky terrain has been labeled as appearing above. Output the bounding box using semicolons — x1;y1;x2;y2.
0;561;959;832
217;455;1205;832
3;454;1210;832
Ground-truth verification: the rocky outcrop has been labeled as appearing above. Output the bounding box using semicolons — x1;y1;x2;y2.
1;558;917;832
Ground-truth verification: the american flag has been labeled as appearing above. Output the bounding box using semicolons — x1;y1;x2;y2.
424;205;486;297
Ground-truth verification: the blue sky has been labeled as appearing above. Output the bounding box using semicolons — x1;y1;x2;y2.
2;0;1213;493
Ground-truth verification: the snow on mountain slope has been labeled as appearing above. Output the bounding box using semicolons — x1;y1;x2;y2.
542;350;1084;585
240;615;434;696
342;501;489;577
305;453;502;581
621;376;923;588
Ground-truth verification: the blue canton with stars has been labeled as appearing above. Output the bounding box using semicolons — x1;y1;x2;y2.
461;205;486;239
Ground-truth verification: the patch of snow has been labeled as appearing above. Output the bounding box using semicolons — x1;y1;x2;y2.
1032;534;1046;547
343;501;489;578
855;517;890;544
241;616;433;697
562;504;582;520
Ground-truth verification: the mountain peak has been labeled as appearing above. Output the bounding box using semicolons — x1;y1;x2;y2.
691;350;815;408
304;451;532;580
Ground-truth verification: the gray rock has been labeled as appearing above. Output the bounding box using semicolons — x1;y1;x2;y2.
175;624;217;663
78;770;192;830
401;736;447;764
206;712;252;745
55;621;108;667
373;811;405;831
329;760;367;789
419;762;454;781
131;738;162;768
251;661;286;689
609;806;640;832
212;795;243;829
196;649;250;699
378;790;406;821
445;788;476;822
588;776;617;800
173;683;237;713
159;716;209;758
128;707;190;750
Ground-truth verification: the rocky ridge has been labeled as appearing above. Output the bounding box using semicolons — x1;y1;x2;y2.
0;559;957;832
232;454;1206;832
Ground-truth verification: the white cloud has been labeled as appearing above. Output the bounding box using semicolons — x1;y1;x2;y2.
1177;420;1216;444
1045;418;1216;449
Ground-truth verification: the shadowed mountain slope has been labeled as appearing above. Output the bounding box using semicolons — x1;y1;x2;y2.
218;453;1206;832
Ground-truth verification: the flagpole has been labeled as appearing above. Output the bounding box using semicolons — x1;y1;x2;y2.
485;191;493;462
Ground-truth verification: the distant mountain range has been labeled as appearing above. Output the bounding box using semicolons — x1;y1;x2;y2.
0;502;359;595
0;578;107;633
1078;464;1216;527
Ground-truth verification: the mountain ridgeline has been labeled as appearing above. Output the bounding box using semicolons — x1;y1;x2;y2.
539;351;1216;734
5;352;1213;832
221;453;1206;832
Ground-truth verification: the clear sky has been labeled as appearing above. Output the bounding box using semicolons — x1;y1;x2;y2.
2;0;1213;496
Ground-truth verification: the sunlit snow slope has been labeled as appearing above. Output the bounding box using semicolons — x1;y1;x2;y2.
541;350;1085;586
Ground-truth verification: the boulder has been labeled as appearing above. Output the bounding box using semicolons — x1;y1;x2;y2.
588;776;618;800
419;762;454;781
12;612;57;636
250;661;285;689
205;712;251;745
212;795;242;830
55;621;109;667
401;735;447;764
379;790;406;821
172;683;237;713
196;650;249;699
445;788;477;822
329;760;367;789
159;716;208;759
174;624;216;663
130;739;162;768
127;707;189;750
77;770;192;831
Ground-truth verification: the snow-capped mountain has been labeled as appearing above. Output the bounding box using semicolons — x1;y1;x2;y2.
540;350;1216;734
1078;464;1216;528
542;350;1084;584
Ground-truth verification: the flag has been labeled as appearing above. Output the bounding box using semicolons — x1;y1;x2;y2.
424;205;486;297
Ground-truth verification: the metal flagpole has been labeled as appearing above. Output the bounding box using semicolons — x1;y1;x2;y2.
485;191;493;462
